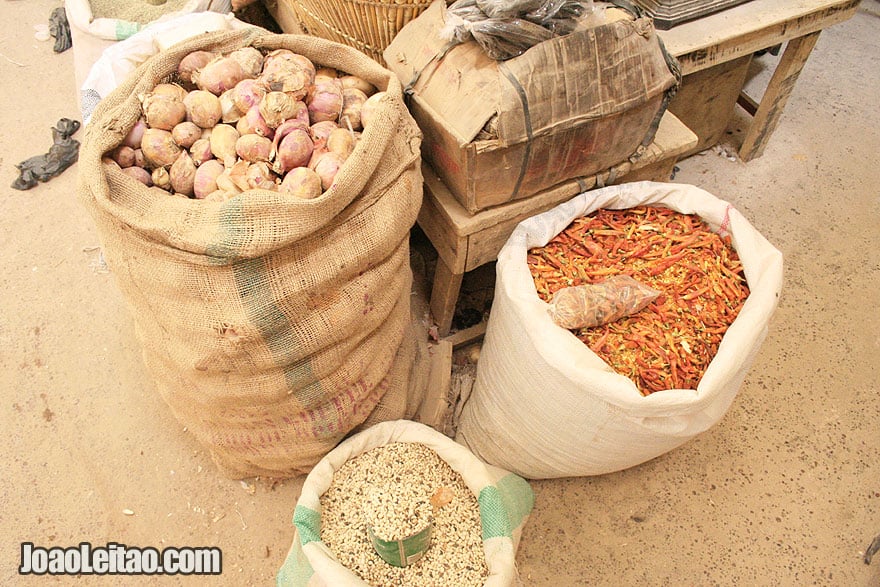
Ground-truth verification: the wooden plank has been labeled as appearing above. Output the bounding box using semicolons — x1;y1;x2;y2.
430;259;465;336
738;30;822;161
261;0;305;34
415;340;453;431
667;54;752;156
737;90;760;116
443;321;488;349
659;0;860;75
418;177;468;274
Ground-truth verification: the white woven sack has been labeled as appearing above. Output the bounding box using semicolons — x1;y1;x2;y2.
456;181;784;479
277;420;535;586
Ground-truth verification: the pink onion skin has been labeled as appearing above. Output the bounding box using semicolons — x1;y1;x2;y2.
312;151;346;190
170;151;197;197
307;80;344;124
171;121;202;149
231;78;268;113
309;121;339;143
178;50;218;85
279;167;323;199
188;138;213;166
193;159;225;199
273;129;313;174
151;167;172;191
236;134;272;163
111;145;136;168
133;148;146;168
209;124;240;168
229;47;264;78
236;105;274;138
192;56;249;96
140;128;182;168
123;119;147;149
259;91;298;129
121;166;153;186
184;90;223;129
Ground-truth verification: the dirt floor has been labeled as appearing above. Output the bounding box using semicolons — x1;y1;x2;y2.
1;1;879;585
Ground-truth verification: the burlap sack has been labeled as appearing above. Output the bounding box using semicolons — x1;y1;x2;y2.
77;29;425;479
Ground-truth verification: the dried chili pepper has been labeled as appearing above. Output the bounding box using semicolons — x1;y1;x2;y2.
528;206;750;395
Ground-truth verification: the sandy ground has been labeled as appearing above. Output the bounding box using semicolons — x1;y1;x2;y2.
1;0;879;585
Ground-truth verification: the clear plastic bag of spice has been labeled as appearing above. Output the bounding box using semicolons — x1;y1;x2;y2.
547;274;660;330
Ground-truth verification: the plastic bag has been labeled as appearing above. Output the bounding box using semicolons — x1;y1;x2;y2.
548;274;660;330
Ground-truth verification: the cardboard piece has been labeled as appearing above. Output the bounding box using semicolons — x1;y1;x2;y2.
384;1;679;213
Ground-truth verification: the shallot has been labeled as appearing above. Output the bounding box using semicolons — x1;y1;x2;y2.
178;50;217;85
360;91;386;129
326;127;356;159
309;120;338;143
219;89;243;124
170;151;197;196
312;151;346;190
339;75;377;96
193;159;225;198
142;94;187;131
184;90;223;129
236;105;273;138
273;128;313;174
279;167;322;199
210;123;241;167
122;166;153;186
188;138;213;166
111;145;136;168
171;121;202;149
260;92;298;128
151;166;172;191
246;162;277;190
193;56;249;95
229;47;264;78
235;134;272;163
123;119;147;149
231;78;268;113
140;128;182;167
340;87;368;131
307;80;343;124
150;83;188;102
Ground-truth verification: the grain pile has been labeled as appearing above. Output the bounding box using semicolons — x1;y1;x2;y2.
320;442;488;586
88;0;192;24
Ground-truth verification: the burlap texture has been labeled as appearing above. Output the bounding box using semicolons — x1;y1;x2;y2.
77;29;424;479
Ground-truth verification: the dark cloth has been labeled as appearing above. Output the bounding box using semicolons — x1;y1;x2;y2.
12;119;81;191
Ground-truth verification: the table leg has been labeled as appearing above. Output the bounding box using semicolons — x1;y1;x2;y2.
430;257;464;336
738;31;822;161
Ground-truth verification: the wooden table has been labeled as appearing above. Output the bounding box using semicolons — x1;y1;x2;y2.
658;0;861;161
420;111;698;335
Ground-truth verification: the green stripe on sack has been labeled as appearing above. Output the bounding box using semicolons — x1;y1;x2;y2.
207;199;319;400
293;505;322;545
115;20;141;40
478;474;535;540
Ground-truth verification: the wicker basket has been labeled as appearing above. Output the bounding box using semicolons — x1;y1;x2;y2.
283;0;437;64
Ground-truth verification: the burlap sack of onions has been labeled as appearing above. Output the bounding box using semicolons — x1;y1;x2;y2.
77;28;425;479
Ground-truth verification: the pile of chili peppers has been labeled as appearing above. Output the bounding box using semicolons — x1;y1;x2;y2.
528;206;750;395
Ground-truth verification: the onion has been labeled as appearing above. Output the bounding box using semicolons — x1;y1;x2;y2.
312;151;346;190
227;160;252;192
183;90;223;129
272;128;313;174
171;121;202;149
192;56;249;96
142;94;187;131
231;78;268;113
246;162;277;190
262;49;315;87
279;167;323;199
151;83;188;102
259;91;298;128
193;159;225;198
188;138;213;166
178;50;218;85
121;166;153;186
151;166;172;191
314;67;338;83
133;148;146;168
219;89;243;124
236;105;273;138
111;145;136;168
229;47;264;78
360;91;386;129
326;127;356;159
123;119;147;149
216;168;243;195
140;128;182;167
210;123;240;167
339;75;377;96
309;120;339;143
170;151;197;196
307;80;343;124
236;134;272;163
340;87;368;131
